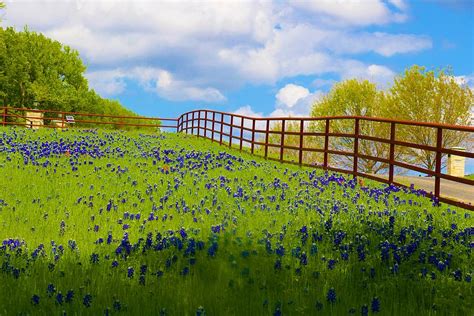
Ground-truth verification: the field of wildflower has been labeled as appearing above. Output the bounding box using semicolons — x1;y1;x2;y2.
0;127;472;315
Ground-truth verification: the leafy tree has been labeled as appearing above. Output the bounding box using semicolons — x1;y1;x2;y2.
311;79;394;174
0;27;155;130
384;66;473;171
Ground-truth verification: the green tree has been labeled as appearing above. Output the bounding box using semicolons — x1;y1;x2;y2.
311;79;393;174
384;65;473;171
0;26;156;130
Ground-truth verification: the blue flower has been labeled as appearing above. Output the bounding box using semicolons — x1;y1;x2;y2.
83;294;92;307
326;288;336;303
65;290;74;303
371;297;380;313
327;259;336;270
196;306;206;316
56;292;63;305
31;294;40;305
90;253;99;264
128;267;134;278
361;304;369;316
47;283;56;297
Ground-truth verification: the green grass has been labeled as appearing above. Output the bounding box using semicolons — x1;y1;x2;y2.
0;127;472;315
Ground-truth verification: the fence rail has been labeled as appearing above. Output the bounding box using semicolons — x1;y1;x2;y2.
1;106;473;210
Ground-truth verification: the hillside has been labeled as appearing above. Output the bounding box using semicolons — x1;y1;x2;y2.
0;127;472;315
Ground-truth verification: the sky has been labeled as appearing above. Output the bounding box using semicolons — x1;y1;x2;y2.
0;0;473;120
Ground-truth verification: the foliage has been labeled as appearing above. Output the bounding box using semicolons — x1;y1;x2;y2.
0;27;153;129
0;127;472;315
384;66;473;171
311;67;473;174
311;79;394;174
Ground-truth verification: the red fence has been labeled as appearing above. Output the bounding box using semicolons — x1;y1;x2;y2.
176;109;474;211
1;106;473;210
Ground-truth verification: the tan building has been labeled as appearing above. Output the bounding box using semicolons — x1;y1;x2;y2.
25;111;44;129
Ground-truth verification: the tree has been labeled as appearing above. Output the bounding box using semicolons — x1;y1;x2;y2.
0;26;153;129
311;79;393;174
384;65;473;171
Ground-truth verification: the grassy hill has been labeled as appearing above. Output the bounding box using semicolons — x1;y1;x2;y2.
0;126;472;315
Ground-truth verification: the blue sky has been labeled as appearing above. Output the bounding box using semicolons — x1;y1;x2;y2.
1;0;473;120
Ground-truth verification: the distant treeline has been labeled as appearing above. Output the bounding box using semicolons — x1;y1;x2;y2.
0;27;159;129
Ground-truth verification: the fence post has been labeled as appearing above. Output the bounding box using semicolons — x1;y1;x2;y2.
251;119;256;154
299;119;304;165
197;111;201;137
220;114;224;145
2;107;7;127
389;122;396;183
187;113;190;134
264;120;270;159
229;115;234;148
211;112;215;142
434;127;443;199
280;119;286;162
240;117;244;151
353;118;359;176
205;111;209;138
192;112;195;135
324;119;330;168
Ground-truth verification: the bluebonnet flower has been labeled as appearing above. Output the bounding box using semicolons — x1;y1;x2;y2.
56;292;63;305
361;304;369;316
113;300;122;311
371;297;380;313
196;306;206;316
31;294;40;305
327;259;336;270
326;288;336;303
452;269;462;281
300;252;308;266
47;283;56;297
128;267;134;278
65;290;74;303
181;267;190;276
274;260;282;270
111;260;119;268
465;274;471;283
90;253;99;264
83;294;92;307
437;261;446;272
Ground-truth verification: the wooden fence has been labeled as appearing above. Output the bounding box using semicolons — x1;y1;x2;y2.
1;106;473;210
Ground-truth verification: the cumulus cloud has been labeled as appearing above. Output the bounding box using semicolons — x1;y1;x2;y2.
85;69;127;96
87;67;226;102
341;63;396;88
272;84;322;117
289;0;407;26
2;0;430;103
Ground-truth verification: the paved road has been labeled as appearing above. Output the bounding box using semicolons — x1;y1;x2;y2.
396;176;473;204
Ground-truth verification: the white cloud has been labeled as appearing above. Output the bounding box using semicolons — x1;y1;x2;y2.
276;84;310;108
289;0;407;26
452;75;474;88
273;84;322;117
87;67;226;103
85;69;126;96
234;105;264;118
324;32;432;57
341;63;396;88
2;0;430;102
